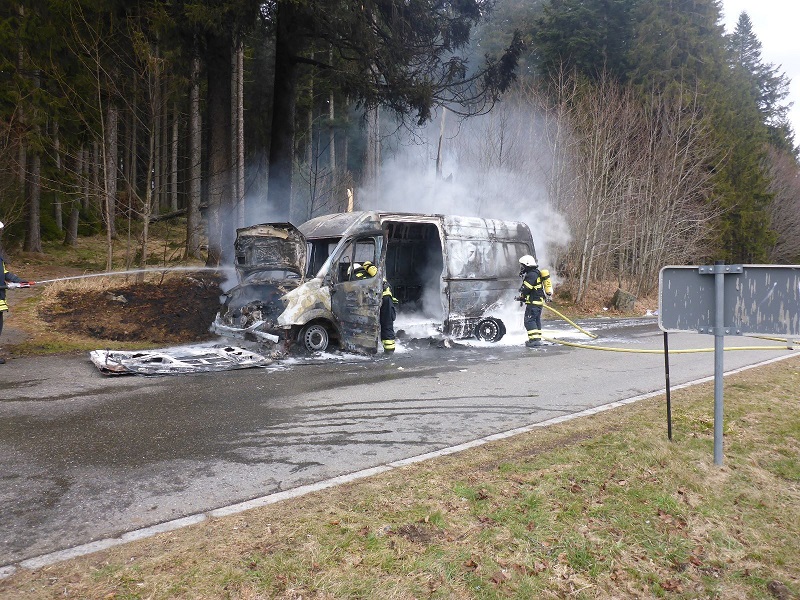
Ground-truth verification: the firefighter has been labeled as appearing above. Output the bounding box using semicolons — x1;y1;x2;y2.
380;280;399;353
348;263;366;279
516;254;553;348
347;260;398;353
1;221;34;364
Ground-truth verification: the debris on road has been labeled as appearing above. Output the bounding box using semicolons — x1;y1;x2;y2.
89;345;271;375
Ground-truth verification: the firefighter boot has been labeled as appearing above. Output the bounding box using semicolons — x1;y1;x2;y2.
525;339;542;348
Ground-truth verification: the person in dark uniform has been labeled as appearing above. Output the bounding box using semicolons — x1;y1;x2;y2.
379;278;398;353
0;221;34;364
350;260;398;353
517;254;553;348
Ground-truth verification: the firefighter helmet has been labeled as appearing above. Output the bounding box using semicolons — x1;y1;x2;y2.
347;263;362;276
519;255;537;268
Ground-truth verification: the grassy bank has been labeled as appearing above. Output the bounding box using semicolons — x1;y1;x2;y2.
2;356;798;599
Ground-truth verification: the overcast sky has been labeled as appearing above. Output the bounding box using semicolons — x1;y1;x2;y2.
719;1;800;139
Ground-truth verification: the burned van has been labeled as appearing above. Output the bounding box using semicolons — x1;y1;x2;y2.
212;211;535;354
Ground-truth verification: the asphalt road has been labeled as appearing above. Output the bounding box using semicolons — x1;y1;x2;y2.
1;317;796;570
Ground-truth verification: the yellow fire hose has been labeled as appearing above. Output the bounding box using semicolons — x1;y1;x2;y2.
541;337;795;353
541;303;796;354
542;303;598;338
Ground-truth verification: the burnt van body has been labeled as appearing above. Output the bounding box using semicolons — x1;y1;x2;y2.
212;211;535;354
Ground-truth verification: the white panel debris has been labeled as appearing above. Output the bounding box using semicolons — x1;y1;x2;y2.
89;345;271;375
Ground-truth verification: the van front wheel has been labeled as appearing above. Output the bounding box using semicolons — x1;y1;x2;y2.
474;317;505;343
300;323;330;353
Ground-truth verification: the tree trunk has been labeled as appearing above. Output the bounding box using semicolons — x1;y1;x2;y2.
67;146;84;246
365;105;380;205
267;1;301;220
25;152;42;252
25;70;42;253
64;208;79;247
171;101;179;212
237;43;245;228
205;31;234;266
328;86;337;209
104;99;118;243
186;54;203;260
53;120;62;230
128;81;138;214
230;43;241;227
80;146;89;211
17;5;26;190
141;97;156;270
153;68;162;215
305;80;314;220
160;80;169;213
91;139;100;214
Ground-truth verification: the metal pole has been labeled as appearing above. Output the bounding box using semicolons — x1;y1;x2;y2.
663;331;672;441
713;261;725;465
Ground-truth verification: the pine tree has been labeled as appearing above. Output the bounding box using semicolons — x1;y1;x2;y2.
531;0;637;82
727;12;793;142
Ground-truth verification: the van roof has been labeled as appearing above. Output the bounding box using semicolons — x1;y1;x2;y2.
298;211;530;240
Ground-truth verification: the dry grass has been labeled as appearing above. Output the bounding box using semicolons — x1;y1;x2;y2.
2;357;798;599
552;279;659;319
2;227;211;355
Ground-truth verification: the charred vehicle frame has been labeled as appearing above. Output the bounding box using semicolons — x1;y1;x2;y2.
212;211;536;354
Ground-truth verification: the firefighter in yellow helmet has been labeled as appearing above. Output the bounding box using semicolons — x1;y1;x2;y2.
348;260;378;280
516;254;552;348
348;260;397;353
361;261;378;278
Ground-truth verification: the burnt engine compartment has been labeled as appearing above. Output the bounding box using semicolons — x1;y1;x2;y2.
218;280;298;332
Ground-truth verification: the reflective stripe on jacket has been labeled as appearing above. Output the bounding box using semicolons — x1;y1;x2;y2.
519;268;552;305
1;258;23;311
382;282;398;304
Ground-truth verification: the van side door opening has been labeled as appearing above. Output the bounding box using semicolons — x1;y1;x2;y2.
383;221;445;321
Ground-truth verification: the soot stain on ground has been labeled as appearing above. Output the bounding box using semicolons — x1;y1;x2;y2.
40;274;224;344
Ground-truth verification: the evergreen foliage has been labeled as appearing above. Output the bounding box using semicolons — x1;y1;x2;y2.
0;0;797;278
524;0;797;266
532;0;636;82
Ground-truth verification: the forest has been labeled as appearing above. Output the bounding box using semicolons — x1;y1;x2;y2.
2;0;799;303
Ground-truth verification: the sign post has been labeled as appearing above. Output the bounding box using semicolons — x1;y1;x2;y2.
712;262;726;465
659;264;800;465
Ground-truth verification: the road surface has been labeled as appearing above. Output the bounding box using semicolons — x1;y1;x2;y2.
0;317;795;571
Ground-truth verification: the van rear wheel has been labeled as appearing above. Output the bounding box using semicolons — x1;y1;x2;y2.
300;323;330;353
474;317;505;342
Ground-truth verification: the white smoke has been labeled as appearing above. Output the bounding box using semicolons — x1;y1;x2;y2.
355;99;572;277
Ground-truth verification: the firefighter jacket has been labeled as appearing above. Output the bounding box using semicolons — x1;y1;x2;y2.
519;267;552;305
1;256;23;312
382;280;399;304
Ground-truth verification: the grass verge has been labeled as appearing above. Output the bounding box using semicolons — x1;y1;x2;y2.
2;357;798;599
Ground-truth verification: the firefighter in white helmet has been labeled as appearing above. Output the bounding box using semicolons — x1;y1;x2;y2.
516;254;553;347
0;221;35;364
